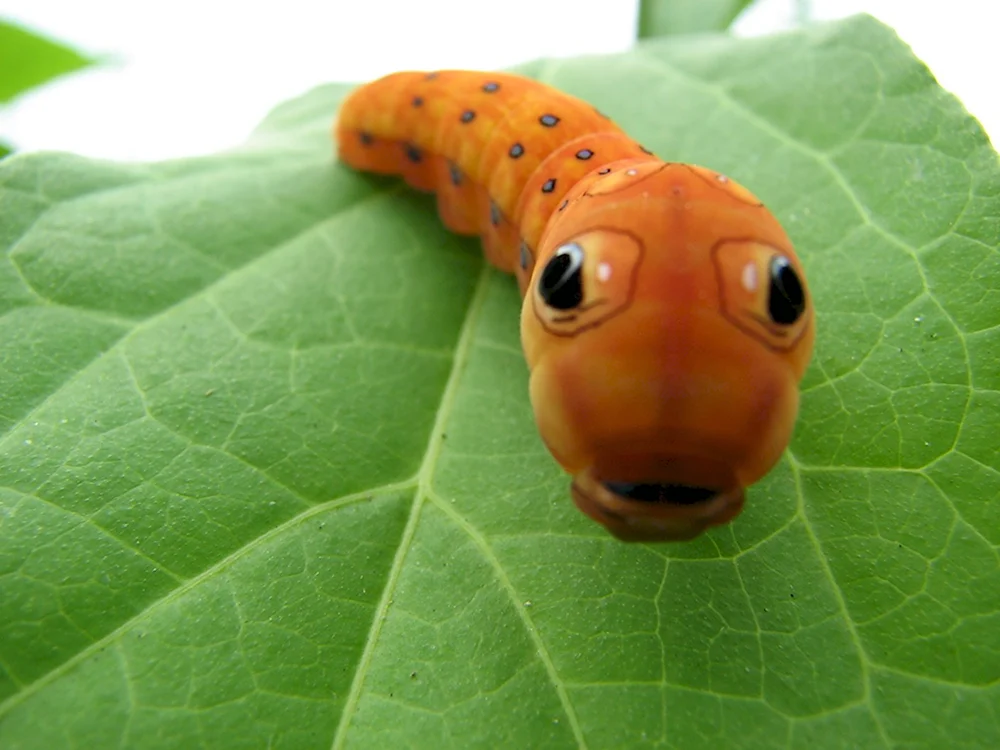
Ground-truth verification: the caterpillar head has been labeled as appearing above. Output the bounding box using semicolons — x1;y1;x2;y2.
520;161;814;542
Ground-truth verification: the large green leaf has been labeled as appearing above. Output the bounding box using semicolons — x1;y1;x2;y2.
0;20;94;104
1;14;998;749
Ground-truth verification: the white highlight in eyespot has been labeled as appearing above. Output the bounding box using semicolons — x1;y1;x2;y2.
597;262;612;282
741;262;757;292
626;168;638;176
717;174;729;183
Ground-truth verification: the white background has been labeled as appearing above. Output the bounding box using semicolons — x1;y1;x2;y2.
1;0;996;162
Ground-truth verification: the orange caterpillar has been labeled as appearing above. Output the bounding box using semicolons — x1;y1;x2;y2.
335;71;815;541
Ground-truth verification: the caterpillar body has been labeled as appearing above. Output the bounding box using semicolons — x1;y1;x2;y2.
335;71;815;542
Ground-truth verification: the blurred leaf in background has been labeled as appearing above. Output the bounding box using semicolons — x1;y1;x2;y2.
638;0;758;37
0;19;96;157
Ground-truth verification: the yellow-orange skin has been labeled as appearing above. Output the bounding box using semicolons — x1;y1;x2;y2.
336;71;815;541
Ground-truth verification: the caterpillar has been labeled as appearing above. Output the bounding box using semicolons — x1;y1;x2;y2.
334;71;815;542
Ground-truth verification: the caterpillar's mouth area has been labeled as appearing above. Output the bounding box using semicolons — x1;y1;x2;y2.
571;468;746;542
601;481;717;506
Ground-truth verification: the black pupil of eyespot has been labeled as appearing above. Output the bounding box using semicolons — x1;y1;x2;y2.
768;256;806;325
538;244;584;310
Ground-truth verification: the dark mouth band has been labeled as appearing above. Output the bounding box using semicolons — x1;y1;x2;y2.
602;482;718;505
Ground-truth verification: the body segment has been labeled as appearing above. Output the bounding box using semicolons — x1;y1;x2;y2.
336;71;648;284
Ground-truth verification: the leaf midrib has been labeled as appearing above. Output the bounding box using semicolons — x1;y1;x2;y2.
329;262;588;749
